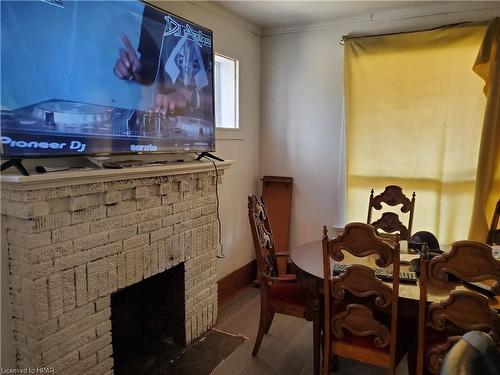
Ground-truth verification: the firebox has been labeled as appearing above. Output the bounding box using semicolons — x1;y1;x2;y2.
112;264;186;374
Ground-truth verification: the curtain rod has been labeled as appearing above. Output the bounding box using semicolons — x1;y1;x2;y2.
340;20;488;45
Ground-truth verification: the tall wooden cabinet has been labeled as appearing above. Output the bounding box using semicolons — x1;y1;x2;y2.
262;176;293;274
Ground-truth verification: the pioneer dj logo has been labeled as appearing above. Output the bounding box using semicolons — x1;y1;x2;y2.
1;136;86;152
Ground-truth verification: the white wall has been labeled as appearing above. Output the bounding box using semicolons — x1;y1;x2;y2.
260;3;500;249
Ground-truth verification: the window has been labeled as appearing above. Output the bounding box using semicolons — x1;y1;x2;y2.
214;54;239;129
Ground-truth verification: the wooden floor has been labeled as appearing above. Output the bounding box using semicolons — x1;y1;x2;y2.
213;286;410;375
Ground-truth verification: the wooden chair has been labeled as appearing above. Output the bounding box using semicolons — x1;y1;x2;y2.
367;185;416;240
416;241;500;375
486;198;500;245
322;222;404;375
248;195;320;374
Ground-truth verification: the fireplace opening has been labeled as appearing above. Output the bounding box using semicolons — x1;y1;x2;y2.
111;263;186;375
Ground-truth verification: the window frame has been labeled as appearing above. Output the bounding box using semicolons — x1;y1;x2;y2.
213;51;241;137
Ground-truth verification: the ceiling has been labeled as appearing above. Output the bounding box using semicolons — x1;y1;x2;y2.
212;1;498;30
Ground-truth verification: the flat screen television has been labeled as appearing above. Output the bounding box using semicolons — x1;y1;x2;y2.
0;0;215;157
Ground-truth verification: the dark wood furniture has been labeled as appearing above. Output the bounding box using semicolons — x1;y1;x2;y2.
247;195;320;374
322;223;404;375
291;240;500;308
262;176;293;274
486;198;500;245
291;240;500;374
416;241;500;375
367;185;416;240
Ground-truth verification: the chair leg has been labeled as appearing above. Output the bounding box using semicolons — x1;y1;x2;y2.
252;304;269;356
322;338;330;375
331;355;338;372
313;317;320;375
322;352;339;374
264;311;275;334
407;349;417;375
322;352;329;374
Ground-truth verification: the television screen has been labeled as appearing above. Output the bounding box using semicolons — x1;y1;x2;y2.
0;0;215;157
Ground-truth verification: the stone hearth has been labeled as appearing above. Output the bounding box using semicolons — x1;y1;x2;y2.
1;161;232;374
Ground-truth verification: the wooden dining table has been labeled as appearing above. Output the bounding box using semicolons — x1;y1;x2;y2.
291;240;500;310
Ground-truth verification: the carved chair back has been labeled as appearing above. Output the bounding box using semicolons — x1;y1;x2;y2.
248;195;279;281
486;199;500;245
322;222;401;373
416;241;500;375
367;185;416;240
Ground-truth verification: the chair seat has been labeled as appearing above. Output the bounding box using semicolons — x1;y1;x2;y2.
329;307;411;370
269;283;309;318
332;334;391;368
279;273;298;281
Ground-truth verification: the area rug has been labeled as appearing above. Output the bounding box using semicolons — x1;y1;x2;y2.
115;328;247;375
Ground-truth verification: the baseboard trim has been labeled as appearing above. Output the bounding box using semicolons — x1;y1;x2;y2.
218;260;257;307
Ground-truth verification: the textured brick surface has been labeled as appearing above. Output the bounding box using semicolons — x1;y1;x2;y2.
2;170;221;374
134;186;149;199
60;353;97;375
104;191;121;205
70;196;90;212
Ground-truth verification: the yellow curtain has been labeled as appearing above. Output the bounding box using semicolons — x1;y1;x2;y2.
345;23;487;244
469;18;500;241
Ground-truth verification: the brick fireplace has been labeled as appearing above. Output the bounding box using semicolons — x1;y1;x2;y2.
0;161;232;374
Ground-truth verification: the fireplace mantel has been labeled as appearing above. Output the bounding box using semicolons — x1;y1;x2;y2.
1;160;234;189
1;160;232;374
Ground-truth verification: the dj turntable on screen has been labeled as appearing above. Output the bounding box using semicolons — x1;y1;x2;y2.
113;6;213;117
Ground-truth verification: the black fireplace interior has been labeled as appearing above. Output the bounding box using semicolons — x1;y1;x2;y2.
111;263;186;375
